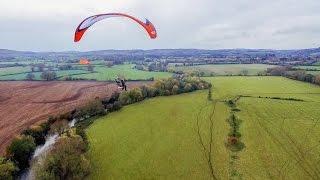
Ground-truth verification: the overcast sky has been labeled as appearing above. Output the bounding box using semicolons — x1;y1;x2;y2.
0;0;320;51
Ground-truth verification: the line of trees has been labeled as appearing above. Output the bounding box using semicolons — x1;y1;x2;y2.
40;71;57;81
25;71;58;81
226;97;245;152
119;77;211;105
134;61;168;72
168;69;251;77
266;66;320;85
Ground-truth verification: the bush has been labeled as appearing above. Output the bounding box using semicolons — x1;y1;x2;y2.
75;127;88;148
39;122;51;133
107;92;120;104
207;88;212;101
105;101;123;113
172;85;179;95
87;100;106;116
40;71;57;81
59;112;73;121
146;86;157;97
25;73;35;81
140;85;149;98
226;112;245;152
22;125;48;145
50;119;69;134
47;116;57;125
35;135;90;180
119;88;143;105
227;100;235;107
0;158;17;180
315;74;320;85
184;83;192;92
75;100;106;119
6;135;36;170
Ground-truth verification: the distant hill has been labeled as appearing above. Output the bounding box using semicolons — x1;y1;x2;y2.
1;48;320;60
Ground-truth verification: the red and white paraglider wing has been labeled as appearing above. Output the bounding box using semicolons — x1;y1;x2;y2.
74;13;157;42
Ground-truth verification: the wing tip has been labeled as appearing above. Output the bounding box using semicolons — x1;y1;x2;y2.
74;29;87;43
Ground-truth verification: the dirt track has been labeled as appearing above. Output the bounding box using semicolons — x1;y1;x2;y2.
0;81;147;155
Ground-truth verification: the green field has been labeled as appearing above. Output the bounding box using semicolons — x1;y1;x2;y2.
87;76;320;179
294;66;320;76
208;77;320;179
0;64;172;81
0;60;44;65
169;64;277;76
296;65;320;70
87;91;230;179
0;69;90;80
0;66;30;76
206;76;320;101
306;71;320;75
71;64;172;80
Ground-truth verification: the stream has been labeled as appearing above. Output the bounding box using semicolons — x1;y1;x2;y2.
19;119;77;180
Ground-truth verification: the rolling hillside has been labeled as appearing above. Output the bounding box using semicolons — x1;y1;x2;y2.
87;77;320;179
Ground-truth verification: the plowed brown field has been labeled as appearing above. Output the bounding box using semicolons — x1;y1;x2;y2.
0;81;146;155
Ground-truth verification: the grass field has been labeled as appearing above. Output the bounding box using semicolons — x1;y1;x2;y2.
71;64;172;80
0;69;90;80
296;65;320;70
306;71;320;75
0;64;172;81
169;64;277;76
0;66;30;76
294;66;320;76
208;77;320;179
0;60;43;65
87;76;320;179
87;91;230;179
206;76;320;101
237;98;320;179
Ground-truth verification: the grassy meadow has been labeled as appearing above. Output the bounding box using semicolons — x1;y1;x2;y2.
71;64;172;81
169;64;277;76
296;65;320;70
0;69;90;80
295;65;320;76
87;91;230;179
306;71;320;75
0;66;30;76
207;77;320;179
0;63;172;81
87;76;320;179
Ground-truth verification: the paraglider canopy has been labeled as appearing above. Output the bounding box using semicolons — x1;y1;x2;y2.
74;13;157;42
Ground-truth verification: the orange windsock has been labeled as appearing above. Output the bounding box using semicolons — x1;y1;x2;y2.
79;58;90;65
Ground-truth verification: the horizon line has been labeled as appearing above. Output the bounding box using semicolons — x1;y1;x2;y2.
1;47;320;53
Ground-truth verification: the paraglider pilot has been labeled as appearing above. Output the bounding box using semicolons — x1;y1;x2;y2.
115;78;127;91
